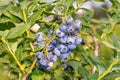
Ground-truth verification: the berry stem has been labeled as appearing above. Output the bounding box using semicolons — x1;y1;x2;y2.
26;30;35;52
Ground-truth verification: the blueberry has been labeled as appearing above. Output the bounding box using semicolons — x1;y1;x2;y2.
48;29;53;35
73;19;82;30
51;55;57;62
67;44;77;50
47;44;54;51
48;52;57;62
60;23;68;32
39;57;48;66
42;66;51;71
57;12;62;20
53;48;61;56
71;30;78;35
60;53;70;60
58;44;68;53
45;66;51;71
51;39;59;46
56;29;65;37
75;36;83;45
36;52;44;59
37;32;44;41
67;37;75;45
65;17;73;25
59;35;68;43
37;42;45;47
67;26;75;33
48;52;54;59
37;37;44;42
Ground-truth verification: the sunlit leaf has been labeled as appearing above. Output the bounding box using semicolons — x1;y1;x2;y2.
7;24;30;39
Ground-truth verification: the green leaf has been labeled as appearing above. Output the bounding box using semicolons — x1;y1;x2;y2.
78;66;89;78
103;72;120;80
111;64;120;71
10;38;23;53
89;72;99;80
0;17;10;23
26;33;36;40
20;0;33;9
0;0;10;6
0;5;11;15
110;34;120;48
7;24;30;39
15;45;23;61
103;41;114;49
0;22;15;31
35;45;43;52
88;56;106;75
27;9;44;24
102;41;120;52
69;60;80;71
53;68;64;80
31;71;44;80
0;30;9;37
3;11;21;23
27;2;38;13
9;6;24;20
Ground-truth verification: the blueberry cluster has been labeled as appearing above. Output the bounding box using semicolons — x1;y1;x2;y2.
36;17;83;71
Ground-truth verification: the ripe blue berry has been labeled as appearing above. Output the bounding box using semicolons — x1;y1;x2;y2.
51;39;59;46
51;55;57;62
60;53;70;60
39;57;48;66
71;30;78;35
65;17;73;25
48;29;53;35
67;37;75;45
37;42;45;47
53;48;61;56
67;26;75;33
37;32;44;41
59;35;68;43
48;52;54;59
67;44;77;50
56;29;65;37
58;44;68;53
47;44;54;51
73;19;82;30
75;36;83;45
60;23;68;32
36;52;44;60
44;66;51;71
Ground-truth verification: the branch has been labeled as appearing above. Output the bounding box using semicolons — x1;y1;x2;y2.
22;58;37;80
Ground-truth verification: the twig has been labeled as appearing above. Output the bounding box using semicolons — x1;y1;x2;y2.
22;58;37;80
87;32;99;74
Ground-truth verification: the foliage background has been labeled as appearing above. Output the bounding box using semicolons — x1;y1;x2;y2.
0;0;120;80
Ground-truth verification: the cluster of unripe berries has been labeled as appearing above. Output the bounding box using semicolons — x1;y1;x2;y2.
35;17;83;71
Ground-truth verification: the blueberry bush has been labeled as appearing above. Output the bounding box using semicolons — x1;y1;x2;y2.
0;0;120;80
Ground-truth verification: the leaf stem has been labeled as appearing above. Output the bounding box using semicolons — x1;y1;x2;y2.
1;37;25;73
98;59;119;80
22;7;27;23
26;30;35;52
